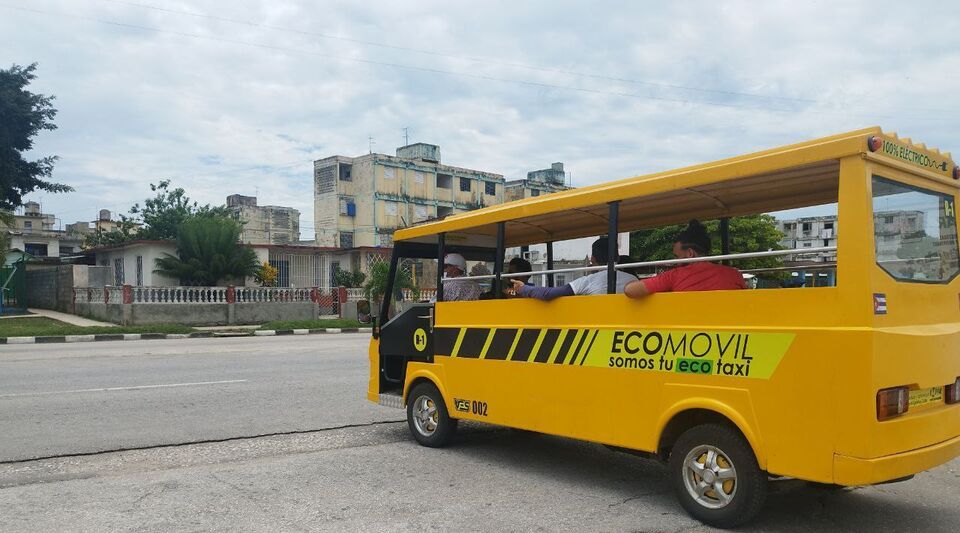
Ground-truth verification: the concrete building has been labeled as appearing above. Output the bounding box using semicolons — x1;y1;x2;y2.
92;240;179;286
776;215;838;262
313;143;505;248
504;162;570;202
227;194;301;245
1;201;84;257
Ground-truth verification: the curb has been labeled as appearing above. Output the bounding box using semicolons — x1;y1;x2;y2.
0;328;369;345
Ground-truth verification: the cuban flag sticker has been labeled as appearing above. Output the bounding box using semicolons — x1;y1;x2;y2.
873;293;887;315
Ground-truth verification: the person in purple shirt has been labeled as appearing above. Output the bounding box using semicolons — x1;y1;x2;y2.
508;238;635;300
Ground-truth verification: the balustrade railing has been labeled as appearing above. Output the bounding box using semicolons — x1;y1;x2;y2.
235;287;314;303
132;286;228;304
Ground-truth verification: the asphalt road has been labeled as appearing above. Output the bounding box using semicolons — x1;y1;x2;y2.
0;334;396;462
1;335;957;532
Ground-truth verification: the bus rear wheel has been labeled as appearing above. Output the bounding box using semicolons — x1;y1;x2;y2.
406;382;457;448
668;423;767;528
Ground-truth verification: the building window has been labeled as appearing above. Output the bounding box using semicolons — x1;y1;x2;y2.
437;174;452;189
114;258;125;285
23;221;32;229
136;256;143;286
555;274;566;286
25;243;47;256
414;171;425;184
530;189;540;197
484;181;496;196
459;177;471;192
270;259;290;287
384;167;395;179
338;163;352;181
385;202;398;216
339;197;356;216
414;205;427;221
340;232;354;248
437;206;454;218
802;222;812;232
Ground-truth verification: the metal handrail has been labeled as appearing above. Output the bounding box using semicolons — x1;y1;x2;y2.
441;245;838;282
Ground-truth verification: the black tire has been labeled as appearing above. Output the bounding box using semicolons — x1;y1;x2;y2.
406;382;458;448
668;423;767;529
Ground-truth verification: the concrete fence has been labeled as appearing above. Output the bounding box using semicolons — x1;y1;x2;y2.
72;285;345;326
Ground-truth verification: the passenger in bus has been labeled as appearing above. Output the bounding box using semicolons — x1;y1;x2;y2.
509;237;636;300
441;253;482;301
624;219;746;298
506;257;534;287
479;257;533;300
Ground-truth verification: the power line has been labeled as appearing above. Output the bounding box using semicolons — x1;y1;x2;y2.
1;3;912;120
99;0;816;105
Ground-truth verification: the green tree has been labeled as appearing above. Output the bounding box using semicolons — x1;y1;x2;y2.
333;268;366;288
0;63;72;210
86;180;236;247
364;260;416;315
153;217;258;286
630;215;785;271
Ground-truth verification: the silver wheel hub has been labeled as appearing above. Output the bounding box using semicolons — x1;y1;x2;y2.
682;444;738;510
412;395;439;436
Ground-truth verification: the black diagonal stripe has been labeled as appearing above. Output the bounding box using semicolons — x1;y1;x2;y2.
433;328;460;356
568;329;590;365
485;329;518;360
553;329;578;364
456;328;489;358
510;329;541;362
533;329;561;363
579;330;600;365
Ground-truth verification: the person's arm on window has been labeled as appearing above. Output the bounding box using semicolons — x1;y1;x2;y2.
625;270;675;299
515;282;575;301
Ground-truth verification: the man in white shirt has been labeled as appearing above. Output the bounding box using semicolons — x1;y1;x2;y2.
441;253;482;301
510;238;635;299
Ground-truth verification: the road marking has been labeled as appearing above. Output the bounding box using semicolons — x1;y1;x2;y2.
0;379;248;398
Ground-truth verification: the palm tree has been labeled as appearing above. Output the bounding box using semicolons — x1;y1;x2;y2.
154;217;258;286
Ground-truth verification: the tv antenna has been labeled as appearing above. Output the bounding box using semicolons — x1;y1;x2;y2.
368;135;375;154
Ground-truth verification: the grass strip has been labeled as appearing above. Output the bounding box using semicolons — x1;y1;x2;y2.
0;317;194;338
258;319;370;331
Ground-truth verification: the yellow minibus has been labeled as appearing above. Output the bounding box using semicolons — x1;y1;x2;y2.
367;127;960;527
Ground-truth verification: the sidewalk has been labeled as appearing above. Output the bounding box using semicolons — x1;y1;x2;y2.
26;308;117;327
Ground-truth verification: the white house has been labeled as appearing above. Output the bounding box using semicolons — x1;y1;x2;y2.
91;240;179;286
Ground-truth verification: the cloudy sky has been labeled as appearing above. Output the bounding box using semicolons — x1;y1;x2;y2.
4;0;959;240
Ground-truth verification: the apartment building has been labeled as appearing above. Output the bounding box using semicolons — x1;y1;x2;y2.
776;215;838;262
504;162;570;202
313;143;504;248
226;194;301;245
2;201;84;257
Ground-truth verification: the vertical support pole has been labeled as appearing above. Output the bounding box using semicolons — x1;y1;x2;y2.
546;241;555;287
607;201;620;294
720;217;731;265
494;222;505;298
436;233;446;302
380;253;400;320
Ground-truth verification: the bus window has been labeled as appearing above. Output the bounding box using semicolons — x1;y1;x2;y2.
872;176;959;282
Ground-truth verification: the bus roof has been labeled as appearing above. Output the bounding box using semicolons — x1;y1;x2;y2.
394;127;956;248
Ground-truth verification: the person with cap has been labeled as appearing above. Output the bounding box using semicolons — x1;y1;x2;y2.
441;253;482;301
508;237;636;300
624;219;746;298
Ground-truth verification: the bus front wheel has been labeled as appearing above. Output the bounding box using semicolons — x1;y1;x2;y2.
668;423;767;528
406;382;457;448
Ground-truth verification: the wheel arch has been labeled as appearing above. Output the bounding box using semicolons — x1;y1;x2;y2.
656;399;766;469
403;369;450;410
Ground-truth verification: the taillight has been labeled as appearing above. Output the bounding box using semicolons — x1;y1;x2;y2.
946;377;960;404
877;386;909;420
